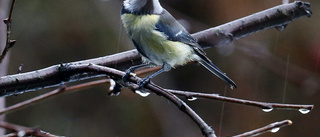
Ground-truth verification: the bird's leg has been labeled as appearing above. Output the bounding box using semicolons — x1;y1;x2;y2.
138;63;171;88
122;64;150;83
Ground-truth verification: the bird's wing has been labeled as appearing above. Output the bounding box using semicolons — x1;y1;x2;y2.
155;9;224;70
157;10;224;66
155;10;206;53
156;10;237;88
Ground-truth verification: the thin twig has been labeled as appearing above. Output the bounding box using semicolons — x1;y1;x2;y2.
0;79;109;115
0;87;67;115
7;1;15;21
168;89;313;112
0;0;16;63
0;120;59;137
192;1;311;48
233;120;292;137
150;84;217;137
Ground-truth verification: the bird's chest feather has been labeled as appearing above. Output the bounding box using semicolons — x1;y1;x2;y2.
121;14;196;66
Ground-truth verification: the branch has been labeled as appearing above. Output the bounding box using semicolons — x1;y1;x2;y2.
168;89;313;113
233;120;292;137
0;79;109;115
0;50;141;97
0;121;59;137
0;0;16;63
192;1;311;49
0;1;312;97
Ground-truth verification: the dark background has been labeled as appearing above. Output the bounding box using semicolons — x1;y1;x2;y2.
1;0;319;136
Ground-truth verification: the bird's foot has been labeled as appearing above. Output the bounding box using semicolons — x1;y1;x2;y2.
121;71;136;84
138;77;151;89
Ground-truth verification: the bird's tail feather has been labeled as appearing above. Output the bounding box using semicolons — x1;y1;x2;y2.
198;59;237;89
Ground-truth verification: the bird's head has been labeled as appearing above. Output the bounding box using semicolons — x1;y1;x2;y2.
123;0;163;15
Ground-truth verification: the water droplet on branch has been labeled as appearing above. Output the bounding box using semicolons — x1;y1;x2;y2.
262;108;273;112
298;108;311;114
275;25;287;31
135;90;150;97
18;130;26;137
271;127;280;133
187;97;197;101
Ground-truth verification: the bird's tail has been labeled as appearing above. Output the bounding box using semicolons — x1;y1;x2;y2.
198;56;237;89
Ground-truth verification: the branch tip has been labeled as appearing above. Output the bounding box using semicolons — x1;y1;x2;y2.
233;119;293;137
295;1;312;17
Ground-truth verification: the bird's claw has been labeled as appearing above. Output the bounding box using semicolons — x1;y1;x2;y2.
138;78;151;89
122;72;136;84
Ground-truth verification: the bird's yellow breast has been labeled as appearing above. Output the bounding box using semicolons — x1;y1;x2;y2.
121;14;197;67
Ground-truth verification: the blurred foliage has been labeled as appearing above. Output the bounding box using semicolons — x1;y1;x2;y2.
1;0;319;136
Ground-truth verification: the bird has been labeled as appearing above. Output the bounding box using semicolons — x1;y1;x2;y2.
120;0;236;89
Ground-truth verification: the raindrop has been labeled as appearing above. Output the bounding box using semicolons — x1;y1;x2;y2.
187;97;197;101
299;108;310;114
18;130;26;137
271;127;280;133
262;108;273;112
109;79;116;91
305;10;312;17
230;85;234;90
135;90;150;97
109;92;120;96
275;25;287;31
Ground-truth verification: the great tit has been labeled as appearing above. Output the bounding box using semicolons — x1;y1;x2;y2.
120;0;236;89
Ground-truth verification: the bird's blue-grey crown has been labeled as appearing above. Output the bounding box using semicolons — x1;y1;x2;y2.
122;0;163;15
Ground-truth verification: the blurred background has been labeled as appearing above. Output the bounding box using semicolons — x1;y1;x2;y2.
0;0;319;136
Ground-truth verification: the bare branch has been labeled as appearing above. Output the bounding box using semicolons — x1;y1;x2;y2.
192;1;311;49
0;87;67;115
0;79;109;115
233;120;292;137
0;1;312;97
168;89;313;112
0;121;60;137
0;50;140;97
0;0;16;63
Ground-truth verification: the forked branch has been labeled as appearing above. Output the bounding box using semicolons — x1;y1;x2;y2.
0;0;16;63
